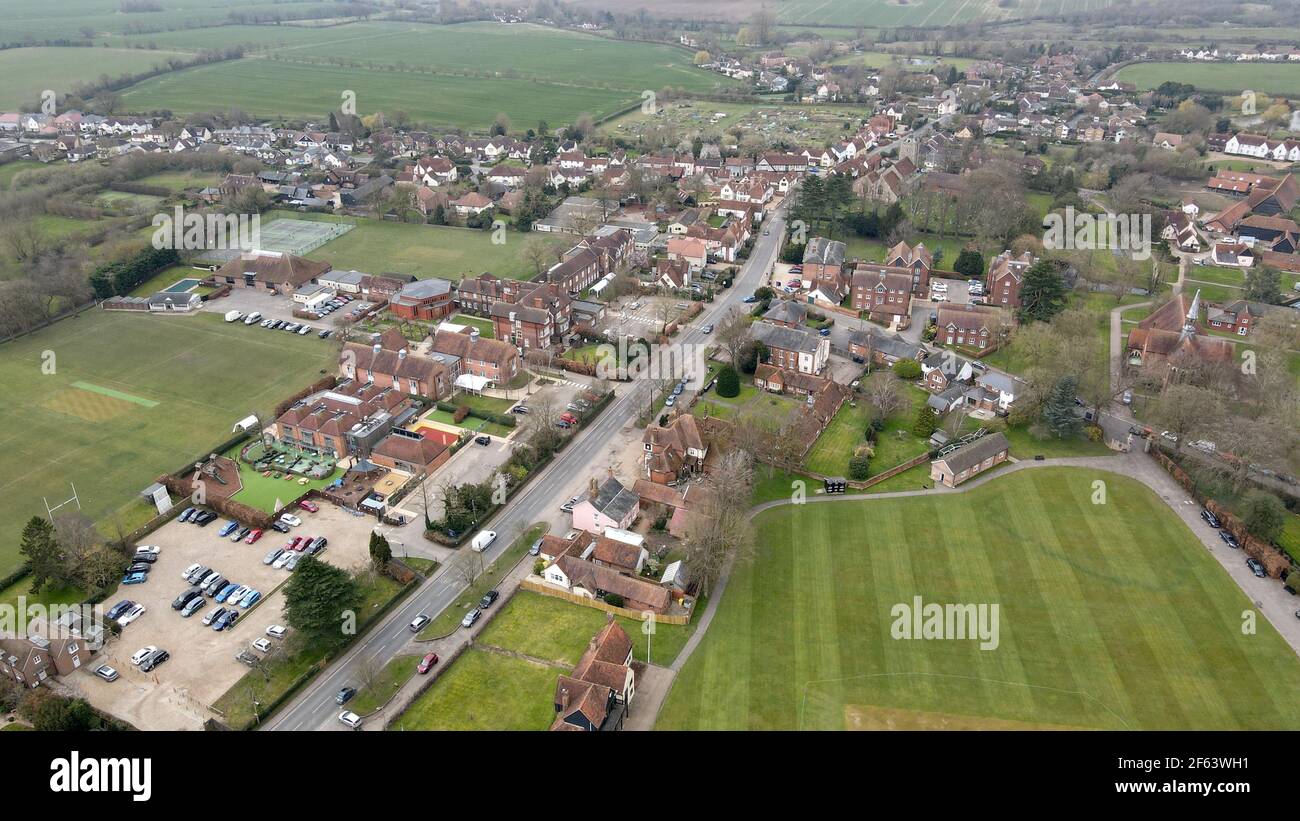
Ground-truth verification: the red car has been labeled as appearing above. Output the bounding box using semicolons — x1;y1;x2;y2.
296;537;315;552
243;528;264;544
298;500;319;513
286;536;303;551
417;653;440;674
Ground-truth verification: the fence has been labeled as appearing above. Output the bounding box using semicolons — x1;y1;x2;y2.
799;451;932;491
520;577;692;625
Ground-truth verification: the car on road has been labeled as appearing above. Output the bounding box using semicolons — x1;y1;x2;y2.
336;687;357;705
121;571;148;586
471;530;497;553
139;649;169;672
1219;531;1240;549
279;514;302;528
1200;508;1221;528
763;229;770;236
742;295;757;303
181;596;206;617
266;625;287;639
409;614;431;632
299;500;319;513
475;435;491;446
461;609;482;629
1121;390;1133;405
1246;558;1267;578
417;653;440;674
130;646;158;666
202;607;227;626
106;600;135;621
252;638;272;653
93;664;119;682
479;590;499;609
338;710;362;729
511;404;530;414
702;324;714;334
664;395;676;407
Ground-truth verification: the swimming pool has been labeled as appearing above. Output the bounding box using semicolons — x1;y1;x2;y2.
162;278;200;293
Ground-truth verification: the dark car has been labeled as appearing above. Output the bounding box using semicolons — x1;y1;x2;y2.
131;552;158;564
1219;531;1240;549
194;511;217;526
106;600;135;621
336;686;357;705
306;537;327;555
1200;508;1221;528
479;590;499;609
271;520;291;534
212;610;239;631
139;649;169;672
171;588;203;610
1246;558;1267;578
127;563;153;575
475;435;491;446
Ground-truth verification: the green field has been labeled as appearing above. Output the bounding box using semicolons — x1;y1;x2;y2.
1117;61;1300;97
4;0;348;41
770;0;1115;26
0;309;337;574
259;212;536;281
0;46;189;108
114;22;732;131
804;377;931;479
659;468;1300;730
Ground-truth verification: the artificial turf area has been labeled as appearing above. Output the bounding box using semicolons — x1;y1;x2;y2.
0;310;337;574
658;468;1300;730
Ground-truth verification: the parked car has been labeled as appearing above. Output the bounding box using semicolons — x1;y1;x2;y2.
338;711;362;729
194;511;217;526
94;664;119;682
126;563;152;575
284;553;303;571
118;604;146;625
244;528;264;544
181;596;206;618
139;649;169;672
471;531;497;553
212;610;239;632
179;507;197;522
306;536;327;555
270;521;291;534
479;590;499;609
202;574;227;595
217;521;238;538
216;583;241;603
511;404;530;414
299;500;319;513
410;614;431;632
1219;531;1240;549
202;607;227;626
664;395;676;407
106;600;135;621
130;646;158;666
336;687;357;705
239;589;261;608
121;571;148;586
135;545;161;557
131;552;158;564
529;538;543;556
172;588;203;610
318;329;332;339
475;435;491;446
265;625;287;639
252;638;272;653
263;548;283;565
1200;508;1221;529
182;564;207;583
231;526;250;543
279;514;302;528
417;653;440;674
1121;390;1133;405
560;496;580;513
1246;558;1267;578
461;609;482;629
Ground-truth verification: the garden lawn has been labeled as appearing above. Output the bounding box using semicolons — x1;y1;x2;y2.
0;310;336;574
659;468;1300;730
448;314;494;338
390;647;556;731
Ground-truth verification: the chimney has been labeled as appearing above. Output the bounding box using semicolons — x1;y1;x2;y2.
559;687;569;711
398;349;407;360
469;328;480;343
372;343;381;355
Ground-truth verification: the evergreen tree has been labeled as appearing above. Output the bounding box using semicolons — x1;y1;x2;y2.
953;249;985;279
910;405;938;437
716;365;741;398
1018;260;1068;323
1043;375;1082;439
368;532;392;570
19;517;60;594
283;556;362;645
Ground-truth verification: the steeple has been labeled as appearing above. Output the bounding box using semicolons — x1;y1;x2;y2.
1182;289;1201;337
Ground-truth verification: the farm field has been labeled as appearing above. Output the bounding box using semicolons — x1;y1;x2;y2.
657;468;1300;730
1116;61;1300;97
0;309;337;575
573;0;1112;26
2;0;347;41
0;46;188;109
274;212;536;281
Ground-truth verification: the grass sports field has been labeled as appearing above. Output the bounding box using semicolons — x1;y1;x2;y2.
115;22;734;131
0;310;336;574
278;212;536;281
658;468;1300;730
1116;61;1300;97
0;47;188;109
3;0;346;41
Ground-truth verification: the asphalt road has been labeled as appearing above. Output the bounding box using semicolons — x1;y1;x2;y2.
264;206;791;731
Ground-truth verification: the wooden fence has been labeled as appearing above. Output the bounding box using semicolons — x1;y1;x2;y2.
520;577;692;625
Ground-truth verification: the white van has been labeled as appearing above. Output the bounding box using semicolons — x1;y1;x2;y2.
224;310;243;322
242;311;262;325
470;530;497;552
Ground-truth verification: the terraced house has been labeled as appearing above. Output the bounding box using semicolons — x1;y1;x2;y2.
340;329;452;400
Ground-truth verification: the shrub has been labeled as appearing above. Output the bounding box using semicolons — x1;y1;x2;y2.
848;454;871;481
604;593;625;607
533;559;546;576
893;359;922;380
1085;424;1103;442
453;405;470;423
1241;490;1287;544
716;365;741;398
910;406;938;437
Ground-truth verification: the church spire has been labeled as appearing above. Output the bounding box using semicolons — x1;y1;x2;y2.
1182;289;1201;337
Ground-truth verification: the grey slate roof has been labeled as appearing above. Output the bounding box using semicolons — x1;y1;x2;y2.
935;432;1010;473
803;236;846;266
587;476;639;523
763;299;809;325
752;321;822;354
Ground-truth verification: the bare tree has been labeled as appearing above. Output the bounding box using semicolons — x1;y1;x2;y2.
1150;383;1224;453
686;449;754;597
867;372;905;420
714;306;750;366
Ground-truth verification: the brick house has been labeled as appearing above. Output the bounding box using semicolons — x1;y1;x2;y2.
388;278;455;321
551;620;636;732
273;378;414;458
1204;299;1273;336
642;414;708;484
751;321;830;374
431;328;521;385
986;250;1036;309
369;429;451;475
936;304;1006;351
849;263;913;328
883;240;933;295
489;281;571;351
0;635;88;689
213;251;331;296
762;299;809;328
930;432;1010;488
801;237;847;298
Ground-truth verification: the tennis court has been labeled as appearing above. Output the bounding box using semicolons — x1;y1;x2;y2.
197;217;355;263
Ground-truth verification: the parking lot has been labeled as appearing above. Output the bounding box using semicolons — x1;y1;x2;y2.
68;502;377;730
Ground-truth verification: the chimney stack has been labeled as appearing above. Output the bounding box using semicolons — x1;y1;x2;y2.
372;343;381;355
